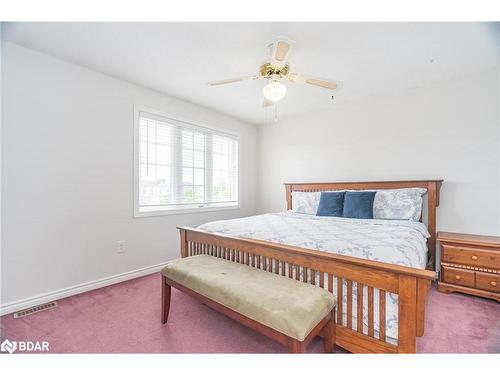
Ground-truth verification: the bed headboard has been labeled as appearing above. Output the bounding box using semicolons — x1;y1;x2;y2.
285;180;443;270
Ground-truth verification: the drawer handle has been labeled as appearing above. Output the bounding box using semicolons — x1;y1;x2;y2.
455;275;461;280
491;281;497;287
471;255;478;260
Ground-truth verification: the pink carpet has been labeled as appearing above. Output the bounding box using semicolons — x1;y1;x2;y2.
1;273;499;353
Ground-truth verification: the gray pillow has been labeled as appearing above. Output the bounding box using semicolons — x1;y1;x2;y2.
291;191;321;214
373;188;427;221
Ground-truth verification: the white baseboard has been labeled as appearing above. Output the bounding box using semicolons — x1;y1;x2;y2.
0;261;169;316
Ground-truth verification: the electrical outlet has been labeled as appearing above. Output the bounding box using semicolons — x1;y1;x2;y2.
116;240;126;254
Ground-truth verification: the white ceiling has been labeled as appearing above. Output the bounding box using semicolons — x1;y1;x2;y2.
3;22;499;125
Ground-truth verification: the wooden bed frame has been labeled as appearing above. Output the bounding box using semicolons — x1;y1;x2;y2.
177;180;442;353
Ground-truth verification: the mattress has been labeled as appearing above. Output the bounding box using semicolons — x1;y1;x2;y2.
198;211;430;342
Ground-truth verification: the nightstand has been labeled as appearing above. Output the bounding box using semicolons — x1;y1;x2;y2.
437;232;500;302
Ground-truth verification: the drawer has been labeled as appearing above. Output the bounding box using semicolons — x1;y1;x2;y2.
442;266;475;288
442;244;500;269
475;271;500;293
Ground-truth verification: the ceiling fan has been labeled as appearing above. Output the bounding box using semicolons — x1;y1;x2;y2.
207;38;343;107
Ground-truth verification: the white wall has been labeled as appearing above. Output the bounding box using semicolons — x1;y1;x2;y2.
258;68;500;236
1;42;258;309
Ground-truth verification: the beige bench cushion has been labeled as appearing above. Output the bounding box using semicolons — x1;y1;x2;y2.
162;255;335;341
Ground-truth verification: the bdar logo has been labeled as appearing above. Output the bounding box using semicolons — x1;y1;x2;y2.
0;339;49;353
1;339;17;354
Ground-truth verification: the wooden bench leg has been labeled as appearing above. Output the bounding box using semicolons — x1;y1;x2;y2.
322;309;336;353
161;275;171;324
290;339;304;353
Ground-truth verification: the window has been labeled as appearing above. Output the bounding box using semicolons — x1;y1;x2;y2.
134;107;239;216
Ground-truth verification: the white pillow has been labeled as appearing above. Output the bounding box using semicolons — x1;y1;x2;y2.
373;188;427;221
291;191;321;215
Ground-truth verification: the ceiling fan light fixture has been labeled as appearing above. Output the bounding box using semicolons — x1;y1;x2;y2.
262;79;286;102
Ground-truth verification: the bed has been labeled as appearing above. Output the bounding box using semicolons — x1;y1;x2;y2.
177;180;442;353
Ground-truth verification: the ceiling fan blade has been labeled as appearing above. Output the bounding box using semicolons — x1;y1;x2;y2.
263;98;274;107
207;75;259;86
288;73;343;91
270;39;292;67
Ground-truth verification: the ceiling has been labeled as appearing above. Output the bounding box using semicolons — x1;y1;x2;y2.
3;22;499;125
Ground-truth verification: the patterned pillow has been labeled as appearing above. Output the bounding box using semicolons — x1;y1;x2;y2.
291;191;321;215
373;188;427;221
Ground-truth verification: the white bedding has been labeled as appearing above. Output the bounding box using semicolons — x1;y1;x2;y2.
198;211;430;342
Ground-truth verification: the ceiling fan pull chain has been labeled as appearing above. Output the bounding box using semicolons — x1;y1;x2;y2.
274;104;278;122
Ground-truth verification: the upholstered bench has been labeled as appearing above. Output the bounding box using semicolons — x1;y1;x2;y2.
161;254;336;353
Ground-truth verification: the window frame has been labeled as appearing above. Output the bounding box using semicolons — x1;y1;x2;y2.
133;105;240;217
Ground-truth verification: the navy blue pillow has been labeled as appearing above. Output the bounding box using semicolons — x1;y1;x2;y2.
343;191;376;219
316;191;345;217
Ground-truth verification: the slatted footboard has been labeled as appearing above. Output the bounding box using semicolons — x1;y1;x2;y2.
177;227;436;353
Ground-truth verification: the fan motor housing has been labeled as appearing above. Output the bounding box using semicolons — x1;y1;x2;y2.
259;63;290;78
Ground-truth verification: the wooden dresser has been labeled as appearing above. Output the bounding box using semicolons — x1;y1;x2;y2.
437;232;500;302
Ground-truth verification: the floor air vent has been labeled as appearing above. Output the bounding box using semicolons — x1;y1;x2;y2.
13;301;58;318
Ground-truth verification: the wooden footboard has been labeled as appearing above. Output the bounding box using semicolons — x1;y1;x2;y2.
177;227;436;353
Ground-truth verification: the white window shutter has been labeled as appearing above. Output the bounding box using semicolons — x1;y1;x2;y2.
137;110;238;213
